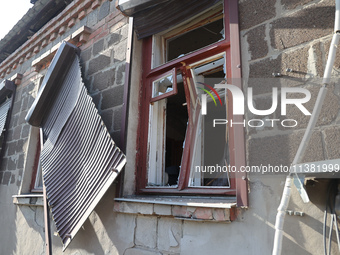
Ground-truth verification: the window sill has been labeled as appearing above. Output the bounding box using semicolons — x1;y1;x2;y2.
12;194;44;207
114;196;237;222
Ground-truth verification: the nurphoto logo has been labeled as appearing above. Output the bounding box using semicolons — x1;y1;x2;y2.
200;83;312;128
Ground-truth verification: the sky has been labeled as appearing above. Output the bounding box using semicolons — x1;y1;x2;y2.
0;1;33;40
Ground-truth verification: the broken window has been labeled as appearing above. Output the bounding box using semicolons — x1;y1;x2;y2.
138;0;239;195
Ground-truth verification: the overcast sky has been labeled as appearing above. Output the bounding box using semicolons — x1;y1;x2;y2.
0;1;33;40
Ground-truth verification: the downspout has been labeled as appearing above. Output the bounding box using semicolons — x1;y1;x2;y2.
272;1;340;254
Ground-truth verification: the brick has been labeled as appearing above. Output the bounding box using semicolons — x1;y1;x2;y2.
2;172;11;185
101;109;113;131
98;1;110;21
192;208;213;220
68;18;76;28
41;39;48;48
91;0;100;10
212;208;227;221
33;45;40;54
49;32;58;42
324;127;340;160
88;54;111;75
0;172;3;183
135;216;157;249
93;68;116;92
248;130;324;167
93;39;104;56
59;26;66;35
239;0;276;30
247;24;268;60
78;10;86;20
172;206;193;218
101;85;124;110
270;0;334;50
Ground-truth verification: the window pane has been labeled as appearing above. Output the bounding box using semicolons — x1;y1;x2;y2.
147;73;188;186
188;56;230;187
167;18;224;62
152;73;174;98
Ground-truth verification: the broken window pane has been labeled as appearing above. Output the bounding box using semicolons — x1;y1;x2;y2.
167;18;224;62
188;56;230;187
147;73;188;186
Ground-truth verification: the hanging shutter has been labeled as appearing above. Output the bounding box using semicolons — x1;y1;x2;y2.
26;42;126;250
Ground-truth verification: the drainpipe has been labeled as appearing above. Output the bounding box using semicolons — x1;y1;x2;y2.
272;1;340;254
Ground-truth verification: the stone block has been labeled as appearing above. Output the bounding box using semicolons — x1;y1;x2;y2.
172;206;193;218
270;0;334;50
246;24;268;60
157;218;181;252
93;39;104;56
107;33;123;47
113;107;122;131
98;1;110;21
13;126;22;141
212;208;227;221
21;125;30;139
248;130;324;168
324;126;340;160
281;0;313;10
124;248;161;255
2;172;11;185
10;174;15;184
154;204;172;216
239;0;276;30
7;142;16;156
101;109;113;131
7;158;16;171
192;208;213;220
135;216;157;249
88;54;111;75
101;85;124;110
116;63;125;85
17;154;25;169
93;68;116;92
279;84;339;129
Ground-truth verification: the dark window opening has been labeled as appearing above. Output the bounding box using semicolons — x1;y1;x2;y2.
167;18;224;62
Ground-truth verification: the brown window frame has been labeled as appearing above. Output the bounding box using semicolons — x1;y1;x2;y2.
136;0;247;206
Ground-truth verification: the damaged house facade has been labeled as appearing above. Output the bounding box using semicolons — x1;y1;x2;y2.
1;0;340;254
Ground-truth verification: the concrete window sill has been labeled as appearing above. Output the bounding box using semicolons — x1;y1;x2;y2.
114;196;237;222
12;194;44;207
